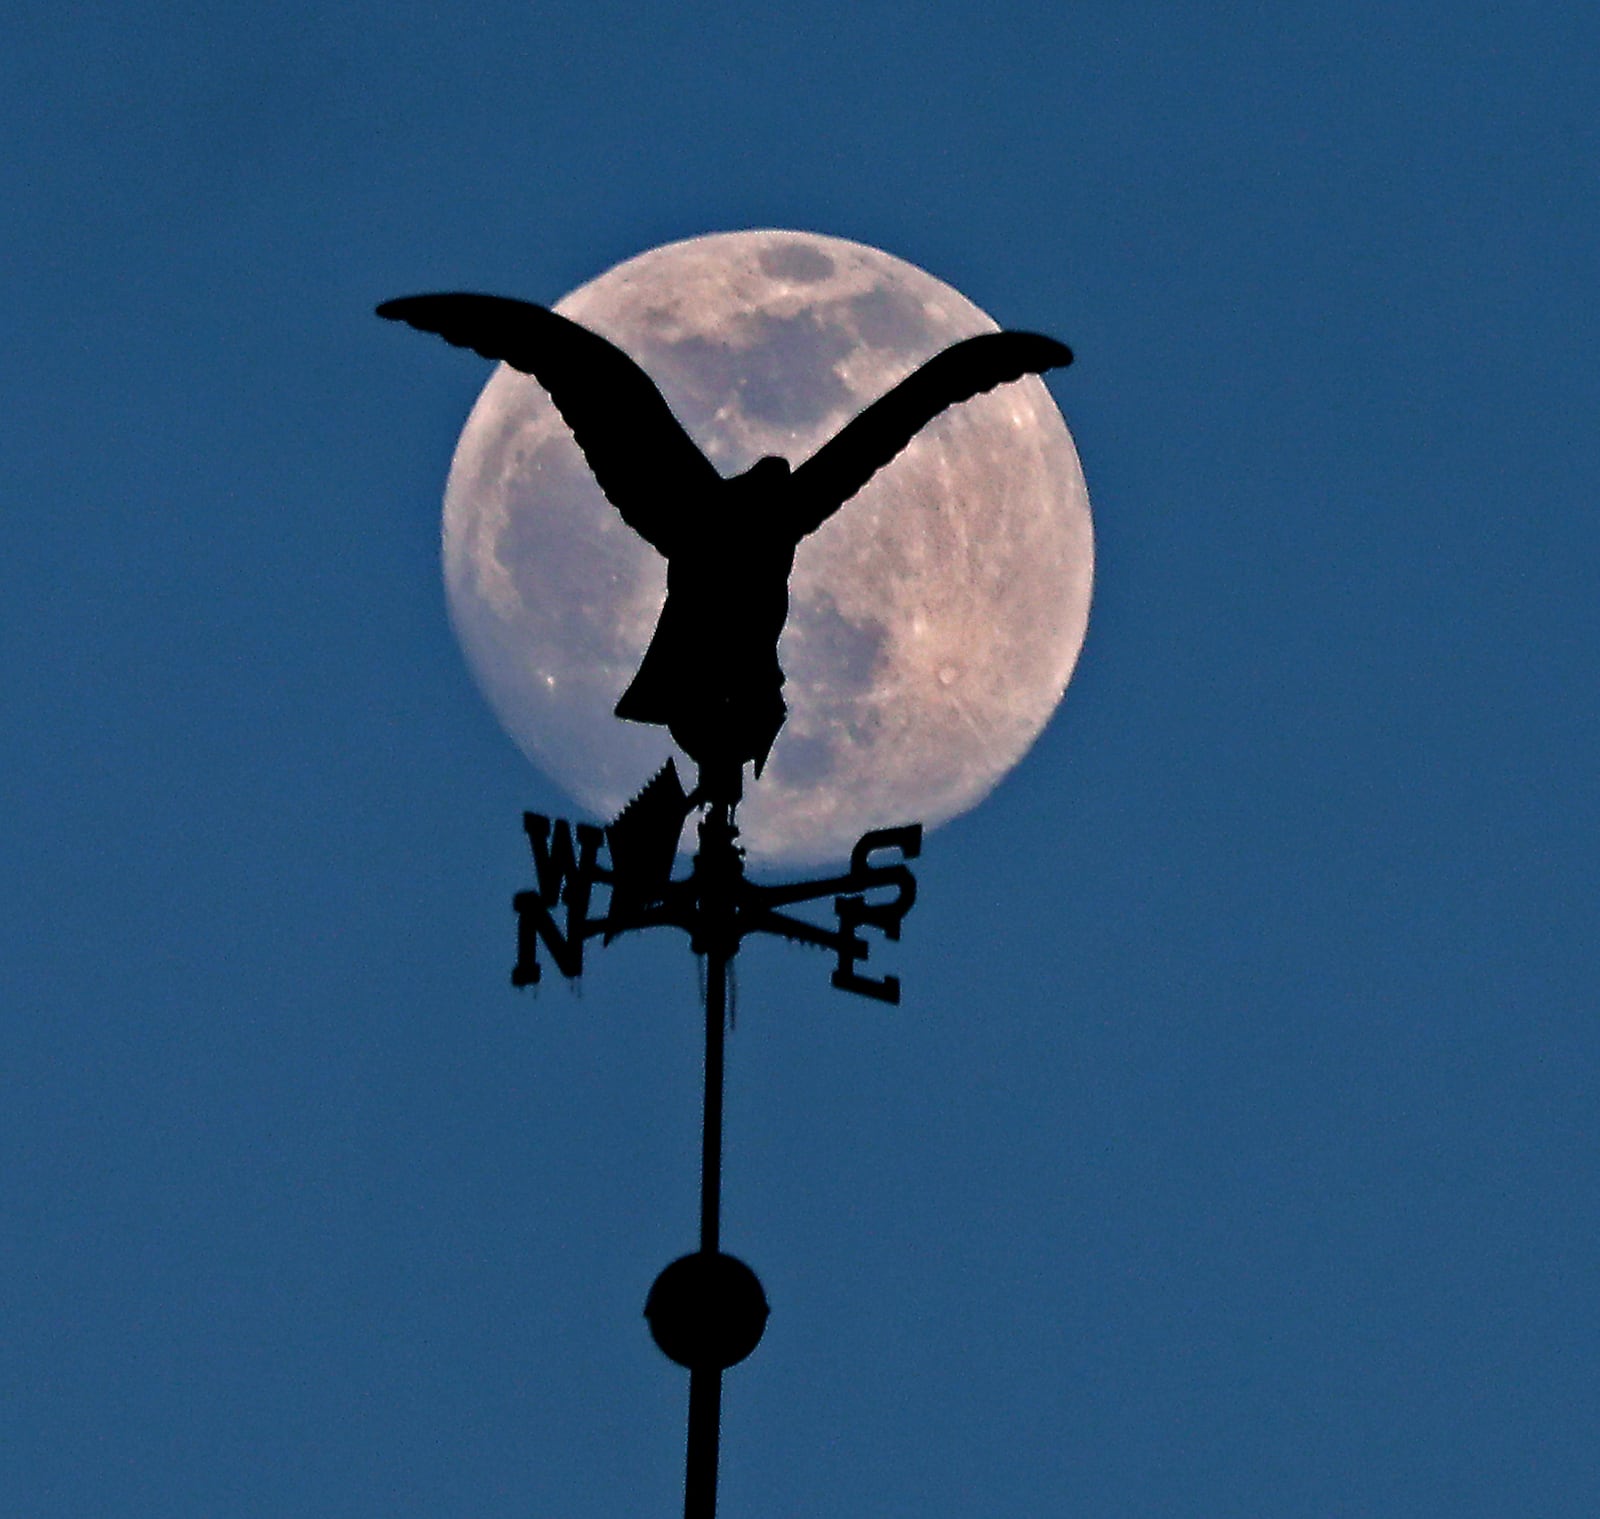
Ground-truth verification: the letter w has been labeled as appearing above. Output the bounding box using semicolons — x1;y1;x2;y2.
513;814;605;984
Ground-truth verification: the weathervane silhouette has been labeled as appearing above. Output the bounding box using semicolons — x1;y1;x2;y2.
379;289;1071;1519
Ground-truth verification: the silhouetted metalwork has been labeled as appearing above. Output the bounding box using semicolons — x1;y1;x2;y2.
513;806;921;1003
379;289;1071;1519
377;293;1070;794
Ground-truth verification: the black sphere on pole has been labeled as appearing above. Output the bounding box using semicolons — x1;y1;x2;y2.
645;1252;770;1371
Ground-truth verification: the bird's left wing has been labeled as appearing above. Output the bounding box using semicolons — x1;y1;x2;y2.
377;294;722;557
787;330;1073;537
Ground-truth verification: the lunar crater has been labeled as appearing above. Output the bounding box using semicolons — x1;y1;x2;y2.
667;312;859;433
757;243;836;283
847;283;935;353
784;593;887;698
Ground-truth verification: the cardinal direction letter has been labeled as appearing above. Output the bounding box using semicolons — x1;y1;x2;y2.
735;822;922;1003
829;824;921;1003
512;813;608;985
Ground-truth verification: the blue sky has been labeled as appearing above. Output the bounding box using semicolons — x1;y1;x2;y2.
4;3;1598;1515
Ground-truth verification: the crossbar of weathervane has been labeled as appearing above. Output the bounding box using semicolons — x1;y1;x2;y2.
511;819;922;1003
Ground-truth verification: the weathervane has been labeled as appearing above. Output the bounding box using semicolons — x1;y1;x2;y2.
379;289;1071;1519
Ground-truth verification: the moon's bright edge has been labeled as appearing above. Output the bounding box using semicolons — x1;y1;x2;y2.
442;230;1093;865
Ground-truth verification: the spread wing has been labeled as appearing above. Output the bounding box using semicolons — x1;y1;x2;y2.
377;293;722;556
787;331;1073;537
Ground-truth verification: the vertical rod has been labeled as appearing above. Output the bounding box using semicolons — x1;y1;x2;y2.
700;945;727;1255
685;944;728;1519
684;796;738;1519
683;1366;723;1519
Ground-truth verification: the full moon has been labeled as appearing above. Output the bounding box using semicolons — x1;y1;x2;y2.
442;230;1093;864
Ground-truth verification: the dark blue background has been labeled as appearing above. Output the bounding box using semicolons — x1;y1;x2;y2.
4;3;1596;1514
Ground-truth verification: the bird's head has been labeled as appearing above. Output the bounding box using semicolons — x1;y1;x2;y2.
743;455;792;485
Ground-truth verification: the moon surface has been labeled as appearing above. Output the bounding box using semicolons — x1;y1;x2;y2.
441;230;1093;865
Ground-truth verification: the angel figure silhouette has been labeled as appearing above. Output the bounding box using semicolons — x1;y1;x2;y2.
378;293;1071;804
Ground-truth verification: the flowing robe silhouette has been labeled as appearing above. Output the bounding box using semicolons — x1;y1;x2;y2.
378;294;1071;788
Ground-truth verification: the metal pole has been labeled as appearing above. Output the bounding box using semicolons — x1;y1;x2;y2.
685;799;735;1519
700;943;726;1256
683;1364;723;1519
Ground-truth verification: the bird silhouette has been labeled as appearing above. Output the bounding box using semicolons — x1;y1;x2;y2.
378;293;1072;802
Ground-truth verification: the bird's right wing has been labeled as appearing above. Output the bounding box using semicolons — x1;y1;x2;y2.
787;331;1073;537
377;294;722;557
